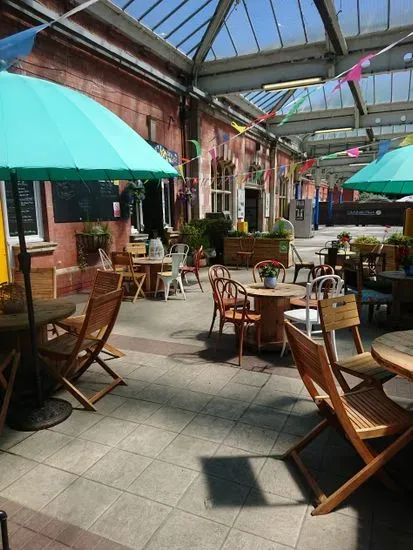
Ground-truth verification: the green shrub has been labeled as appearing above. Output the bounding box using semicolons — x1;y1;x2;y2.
180;223;210;251
384;232;413;247
353;235;380;245
228;230;248;238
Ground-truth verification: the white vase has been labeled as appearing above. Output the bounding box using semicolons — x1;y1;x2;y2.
148;238;164;260
264;276;277;289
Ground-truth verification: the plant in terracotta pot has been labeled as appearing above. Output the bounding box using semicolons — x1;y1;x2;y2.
259;261;281;289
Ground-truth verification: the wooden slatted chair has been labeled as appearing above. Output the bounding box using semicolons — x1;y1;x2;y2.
283;320;413;515
39;289;125;411
253;260;286;283
111;251;146;302
318;294;395;392
125;242;146;258
214;278;261;366
0;350;20;435
56;269;124;358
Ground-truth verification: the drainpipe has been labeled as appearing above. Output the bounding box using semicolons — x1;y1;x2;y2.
179;95;189;223
314;164;321;231
326;173;335;227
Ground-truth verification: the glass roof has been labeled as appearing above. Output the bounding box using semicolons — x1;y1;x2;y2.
307;124;413;142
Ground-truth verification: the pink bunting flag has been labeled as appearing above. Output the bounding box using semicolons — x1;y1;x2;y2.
209;148;217;170
248;111;276;127
333;54;375;91
347;147;360;158
299;158;315;174
264;168;272;182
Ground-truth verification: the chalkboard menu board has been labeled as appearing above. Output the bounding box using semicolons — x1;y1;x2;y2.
52;180;120;223
5;181;39;237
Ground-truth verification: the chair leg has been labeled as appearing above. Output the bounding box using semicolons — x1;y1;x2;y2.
216;318;224;349
238;324;245;366
208;304;218;338
0;510;10;550
164;280;171;302
368;304;374;323
155;275;160;297
195;270;204;292
280;326;288;357
293;265;300;283
255;321;261;354
177;277;186;300
102;342;125;358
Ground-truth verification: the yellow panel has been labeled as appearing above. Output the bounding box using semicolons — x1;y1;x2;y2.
0;197;9;283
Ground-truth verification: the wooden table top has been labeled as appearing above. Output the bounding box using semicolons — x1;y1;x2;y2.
244;282;305;299
378;271;413;282
133;257;172;265
0;299;75;332
371;330;413;380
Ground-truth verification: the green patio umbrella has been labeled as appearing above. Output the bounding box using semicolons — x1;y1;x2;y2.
343;145;413;195
0;71;178;429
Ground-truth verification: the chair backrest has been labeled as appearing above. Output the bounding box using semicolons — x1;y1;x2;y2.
308;264;334;282
253;260;286;283
111;251;133;271
170;243;189;260
318;293;364;363
214;278;249;321
192;246;204;270
98;248;113;271
125;242;146;258
162;252;184;278
92;269;123;297
239;236;256;253
290;243;303;264
284;320;348;414
77;289;123;355
13;267;56;300
360;252;386;278
208;265;230;286
326;247;339;268
307;274;343;302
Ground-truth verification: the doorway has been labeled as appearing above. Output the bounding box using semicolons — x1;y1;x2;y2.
245;188;259;232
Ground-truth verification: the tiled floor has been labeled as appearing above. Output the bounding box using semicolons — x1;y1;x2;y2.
1;226;412;549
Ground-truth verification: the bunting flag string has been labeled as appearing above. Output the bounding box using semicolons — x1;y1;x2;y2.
347;147;360;158
278;97;307;126
177;164;185;179
299;158;315;174
333;54;375;91
188;139;201;156
231;121;248;133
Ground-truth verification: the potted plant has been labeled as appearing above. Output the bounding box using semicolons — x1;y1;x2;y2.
259;261;281;289
76;221;112;269
337;231;352;251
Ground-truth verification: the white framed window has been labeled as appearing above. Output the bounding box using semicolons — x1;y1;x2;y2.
211;159;233;213
161;178;174;228
1;180;44;243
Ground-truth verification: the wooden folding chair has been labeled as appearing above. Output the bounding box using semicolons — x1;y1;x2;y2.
111;251;146;303
39;289;126;411
318;294;395;392
283;320;413;515
0;350;20;434
125;242;146;258
13;267;56;299
56;270;125;358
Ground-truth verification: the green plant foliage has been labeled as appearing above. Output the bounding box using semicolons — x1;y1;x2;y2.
266;229;291;239
353;235;380;245
384;232;413;247
228;230;248;237
259;261;281;278
180;223;210;251
82;220;111;237
184;218;232;253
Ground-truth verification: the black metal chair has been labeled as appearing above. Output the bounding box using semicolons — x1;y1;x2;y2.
0;510;10;550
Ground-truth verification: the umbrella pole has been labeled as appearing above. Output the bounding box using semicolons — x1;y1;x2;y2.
10;171;43;408
7;171;72;430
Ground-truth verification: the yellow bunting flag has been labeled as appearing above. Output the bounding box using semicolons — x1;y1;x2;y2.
288;163;297;179
231;121;247;134
400;134;413;147
177;164;185;179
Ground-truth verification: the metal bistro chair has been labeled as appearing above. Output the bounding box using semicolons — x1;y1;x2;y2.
56;269;125;358
319;294;395;392
253;260;286;283
98;248;113;271
291;243;314;283
283;320;413;516
235;236;256;269
281;274;343;357
39;289;125;411
290;264;335;309
181;246;204;292
170;243;190;266
155;252;186;302
214;277;261;366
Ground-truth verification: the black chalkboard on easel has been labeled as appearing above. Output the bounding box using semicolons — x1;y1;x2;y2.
5;181;39;236
51;180;120;223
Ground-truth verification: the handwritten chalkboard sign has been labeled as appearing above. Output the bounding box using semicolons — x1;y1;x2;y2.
5;181;39;236
52;180;120;223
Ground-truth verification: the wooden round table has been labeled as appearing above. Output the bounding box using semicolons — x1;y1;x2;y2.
378;271;413;327
244;282;305;348
0;299;76;406
371;330;413;381
133;257;172;294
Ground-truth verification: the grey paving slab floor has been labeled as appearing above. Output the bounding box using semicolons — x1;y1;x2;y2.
1;226;412;549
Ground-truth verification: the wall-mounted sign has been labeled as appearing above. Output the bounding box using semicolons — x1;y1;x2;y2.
265;192;270;218
295;199;305;221
148;141;179;167
237;188;245;219
5;181;38;236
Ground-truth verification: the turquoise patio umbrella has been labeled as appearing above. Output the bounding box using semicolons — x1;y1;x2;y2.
0;71;178;429
343;145;413;195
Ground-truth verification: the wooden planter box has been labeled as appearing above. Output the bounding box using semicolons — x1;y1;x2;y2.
350;243;400;271
224;237;293;267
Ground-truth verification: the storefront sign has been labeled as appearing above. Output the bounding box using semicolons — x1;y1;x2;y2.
265;192;270;218
148;141;179;167
347;209;382;217
237;188;245;219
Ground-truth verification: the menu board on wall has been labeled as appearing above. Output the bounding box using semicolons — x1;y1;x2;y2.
5;181;38;237
52;180;120;223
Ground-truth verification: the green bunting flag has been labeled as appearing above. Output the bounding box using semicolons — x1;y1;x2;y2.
320;153;339;160
278;97;306;126
188;139;201;156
